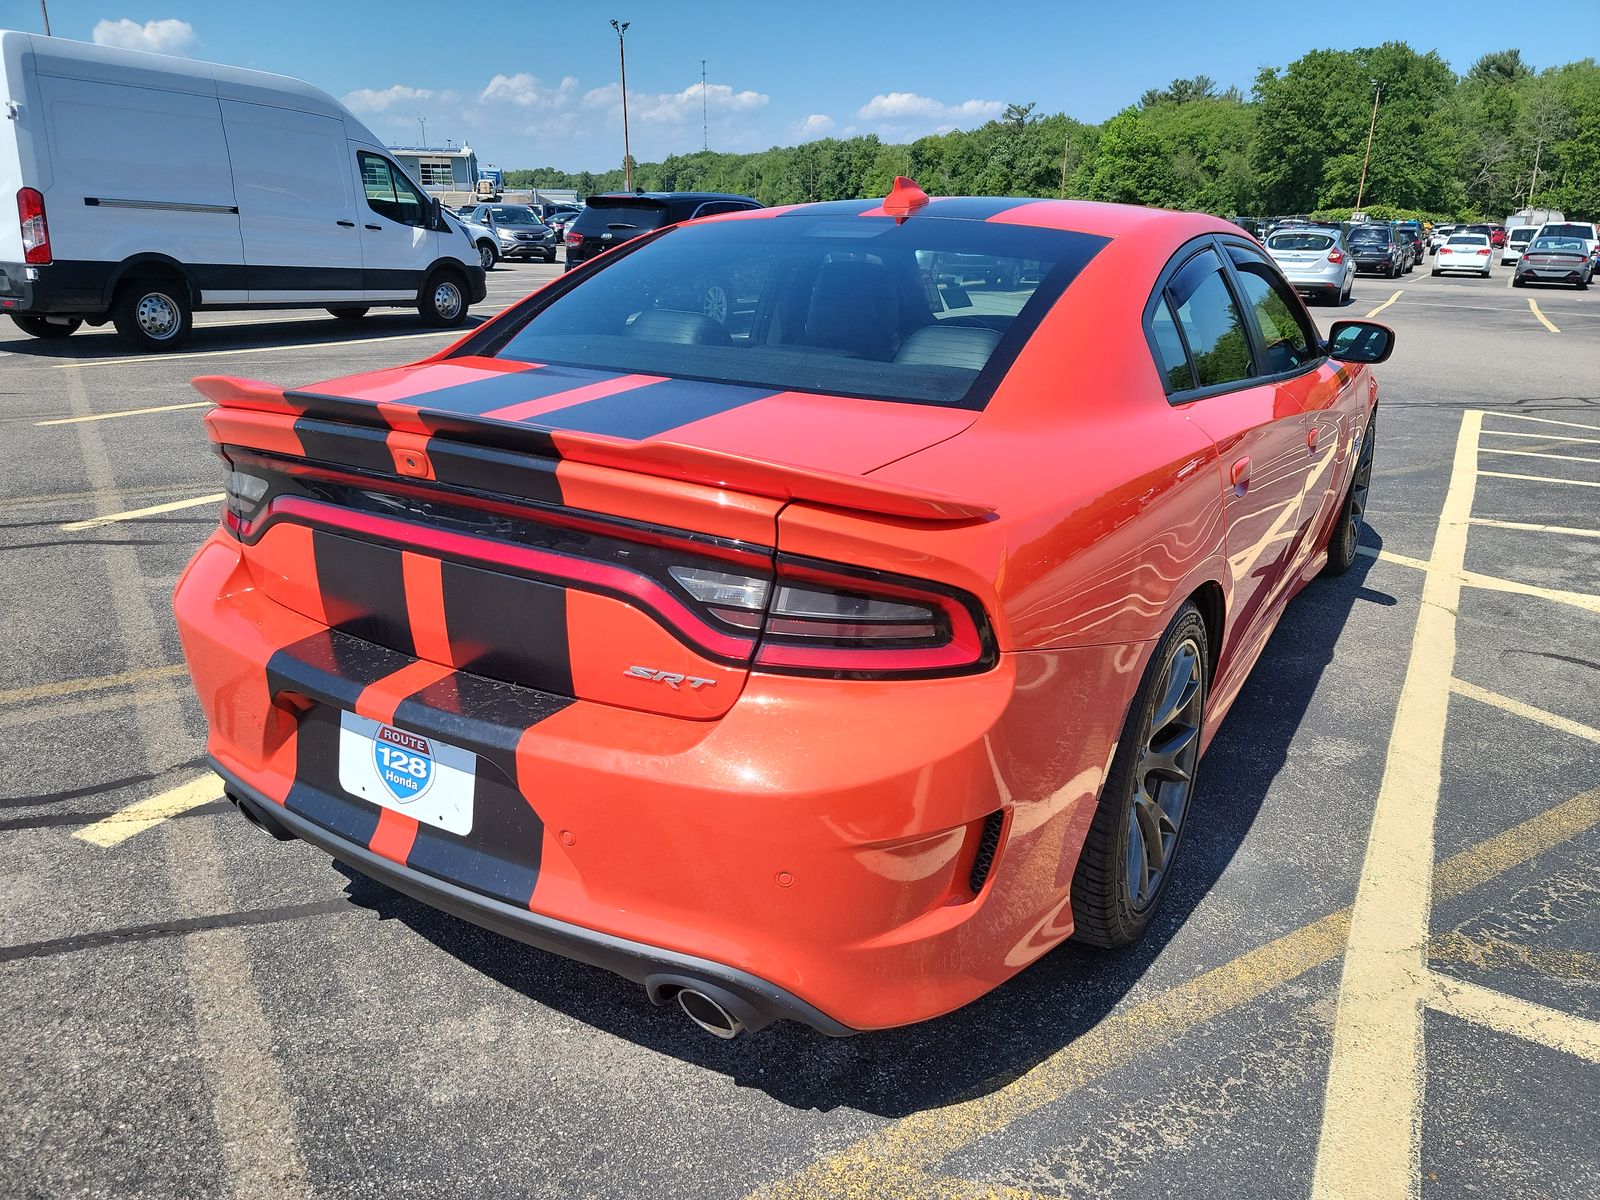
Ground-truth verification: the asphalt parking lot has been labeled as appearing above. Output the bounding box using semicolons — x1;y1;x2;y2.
2;255;1597;1199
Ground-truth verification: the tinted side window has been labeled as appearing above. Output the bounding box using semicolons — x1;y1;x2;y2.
1225;245;1317;375
359;152;427;227
1150;298;1194;393
1166;249;1253;390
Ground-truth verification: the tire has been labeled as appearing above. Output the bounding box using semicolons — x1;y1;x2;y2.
1431;269;1441;277
1512;276;1526;288
9;313;81;340
544;250;558;264
1070;601;1210;948
1323;414;1375;577
326;307;369;321
418;270;469;328
477;241;498;272
1340;277;1352;305
110;277;192;351
695;276;735;326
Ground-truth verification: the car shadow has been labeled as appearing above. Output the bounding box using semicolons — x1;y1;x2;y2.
328;530;1389;1116
0;311;496;360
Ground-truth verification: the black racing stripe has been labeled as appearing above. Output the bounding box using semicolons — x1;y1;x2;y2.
292;365;625;421
405;770;544;909
534;378;777;439
921;197;1039;220
293;417;394;473
284;705;381;847
425;437;564;505
312;530;415;656
265;630;401;711
438;560;573;698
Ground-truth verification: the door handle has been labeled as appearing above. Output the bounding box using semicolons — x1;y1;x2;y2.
1306;428;1319;451
364;223;383;231
337;220;355;228
1230;456;1251;491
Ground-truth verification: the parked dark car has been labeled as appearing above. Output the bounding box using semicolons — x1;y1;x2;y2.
1394;221;1425;268
1346;224;1409;278
564;192;762;272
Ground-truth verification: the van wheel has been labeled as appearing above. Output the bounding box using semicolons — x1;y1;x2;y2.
326;307;369;321
111;278;192;351
419;271;468;327
477;241;498;271
9;314;82;340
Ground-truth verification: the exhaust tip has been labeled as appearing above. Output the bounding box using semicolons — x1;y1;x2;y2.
676;988;744;1039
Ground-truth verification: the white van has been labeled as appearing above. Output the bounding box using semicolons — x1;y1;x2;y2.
0;30;484;350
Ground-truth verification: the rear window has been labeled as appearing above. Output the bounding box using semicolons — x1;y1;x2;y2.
1348;227;1390;243
573;200;669;236
476;215;1107;408
1267;234;1335;251
1531;237;1586;253
1508;228;1535;243
1539;224;1592;241
1447;234;1488;246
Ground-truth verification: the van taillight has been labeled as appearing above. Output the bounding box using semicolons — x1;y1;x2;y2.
671;557;995;678
17;188;49;265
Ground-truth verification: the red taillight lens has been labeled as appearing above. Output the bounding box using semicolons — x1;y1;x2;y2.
222;468;268;537
1327;249;1344;264
1476;249;1491;256
565;230;583;247
17;187;49;265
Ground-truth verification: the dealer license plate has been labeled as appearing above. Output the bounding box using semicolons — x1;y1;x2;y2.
337;711;476;835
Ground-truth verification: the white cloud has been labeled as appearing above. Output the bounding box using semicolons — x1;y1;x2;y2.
342;84;436;114
854;92;1005;138
480;73;579;108
91;17;196;55
794;113;835;139
584;80;768;126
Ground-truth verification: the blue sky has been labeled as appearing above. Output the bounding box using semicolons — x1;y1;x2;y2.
20;2;1600;171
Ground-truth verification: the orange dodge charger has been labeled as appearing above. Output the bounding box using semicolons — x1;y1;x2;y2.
175;180;1392;1037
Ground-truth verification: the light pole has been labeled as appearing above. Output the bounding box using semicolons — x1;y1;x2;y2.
611;19;632;192
1354;80;1381;213
417;115;428;147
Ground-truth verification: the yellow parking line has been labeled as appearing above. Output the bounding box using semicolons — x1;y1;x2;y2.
72;773;224;848
1468;517;1600;539
1484;412;1600;434
0;663;187;708
1423;972;1600;1065
1528;298;1560;333
1480;446;1600;466
1312;409;1480;1199
1364;289;1403;318
52;328;466;369
750;783;1600;1200
1450;678;1600;745
60;493;223;531
1431;931;1600;982
1358;545;1600;616
36;400;213;426
1479;469;1600;489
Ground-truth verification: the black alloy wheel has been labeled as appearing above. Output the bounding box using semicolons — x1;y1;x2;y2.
1323;415;1375;577
1070;602;1210;948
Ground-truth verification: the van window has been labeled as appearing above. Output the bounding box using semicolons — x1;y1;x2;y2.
359;153;428;227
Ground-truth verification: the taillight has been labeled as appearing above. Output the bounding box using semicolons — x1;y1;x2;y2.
668;556;994;677
1327;249;1345;264
222;468;268;537
17;187;49;265
1476;249;1491;256
565;230;583;247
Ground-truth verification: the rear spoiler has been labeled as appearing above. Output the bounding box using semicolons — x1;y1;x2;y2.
191;375;995;523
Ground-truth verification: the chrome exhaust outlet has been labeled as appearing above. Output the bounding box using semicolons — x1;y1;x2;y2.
676;988;745;1039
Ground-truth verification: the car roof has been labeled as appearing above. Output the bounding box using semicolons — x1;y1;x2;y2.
587;191;759;204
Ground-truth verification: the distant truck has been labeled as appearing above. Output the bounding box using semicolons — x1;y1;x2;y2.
0;28;483;350
1505;207;1564;231
475;168;504;201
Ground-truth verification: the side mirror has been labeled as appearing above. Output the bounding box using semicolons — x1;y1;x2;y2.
1326;319;1395;365
430;197;443;231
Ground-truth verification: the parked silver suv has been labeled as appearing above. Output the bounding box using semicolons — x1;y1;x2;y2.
468;204;559;263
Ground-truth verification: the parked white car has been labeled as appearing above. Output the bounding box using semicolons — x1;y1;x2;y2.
1500;226;1536;265
1433;233;1494;278
0;29;484;349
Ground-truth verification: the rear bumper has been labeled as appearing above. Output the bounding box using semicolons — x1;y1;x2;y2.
0;260;110;315
217;762;855;1036
175;533;1133;1031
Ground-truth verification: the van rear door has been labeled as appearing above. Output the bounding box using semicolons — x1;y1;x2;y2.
222;101;364;304
351;149;438;303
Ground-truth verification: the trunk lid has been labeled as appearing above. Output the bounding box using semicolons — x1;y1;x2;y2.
198;363;986;720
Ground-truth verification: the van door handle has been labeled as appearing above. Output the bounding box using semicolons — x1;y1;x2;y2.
336;220;355;228
1230;457;1251;492
364;223;382;231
